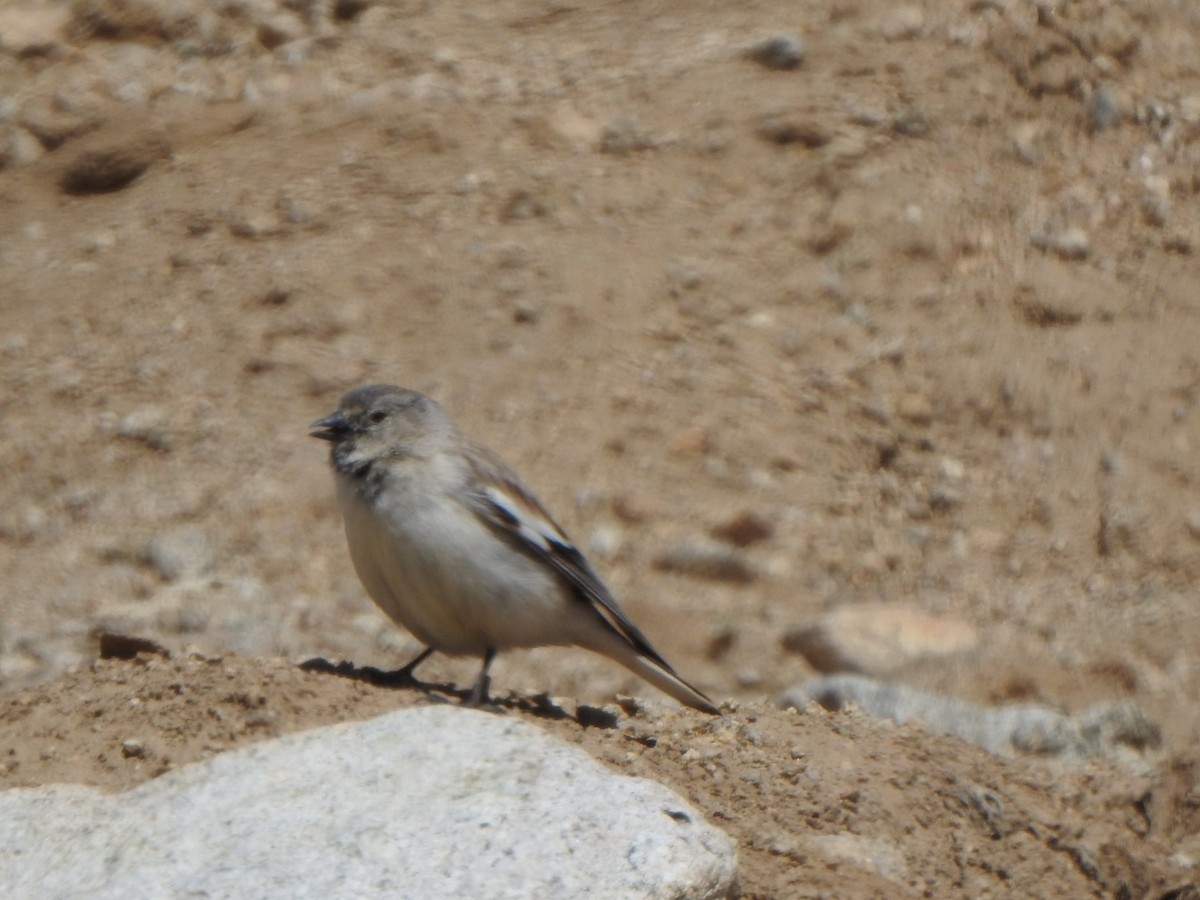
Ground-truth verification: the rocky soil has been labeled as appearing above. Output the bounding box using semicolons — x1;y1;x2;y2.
2;0;1200;896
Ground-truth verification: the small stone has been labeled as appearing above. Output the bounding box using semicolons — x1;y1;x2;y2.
755;114;830;148
0;5;70;56
82;230;117;254
0;502;49;543
736;669;762;689
257;13;305;50
709;511;774;547
598;117;652;155
121;739;146;759
610;494;654;524
891;110;930;138
928;485;963;512
58;130;170;196
19;102;103;151
810;834;907;882
0;127;45;169
1086;84;1122;132
545;105;604;151
1011;121;1047;166
1179;95;1200;126
229;210;283;239
1142;176;1171;228
511;303;539;324
744;34;806;71
97;633;170;660
116;406;171;451
1042;227;1090;261
668;427;711;456
586;525;623;559
705;628;736;661
652;540;755;584
140;526;217;581
880;6;925;41
781;604;979;676
939;457;965;480
896;393;934;426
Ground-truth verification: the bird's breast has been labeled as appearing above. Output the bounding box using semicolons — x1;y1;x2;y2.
334;471;572;654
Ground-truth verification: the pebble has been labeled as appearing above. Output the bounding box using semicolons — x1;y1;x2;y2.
116;405;172;452
879;6;925;41
1035;227;1090;261
744;34;806;71
810;834;907;882
709;511;774;547
668;427;712;456
586;525;623;559
705;627;736;661
1142;175;1171;228
0;5;70;56
610;493;654;525
652;540;756;584
257;13;306;50
0;126;45;169
0;502;50;543
546;105;604;151
228;209;284;239
58;130;171;195
754;113;830;148
598;117;652;155
97;632;171;660
1086;84;1122;132
121;738;147;759
1185;510;1200;541
896;393;934;426
140;526;217;582
891;109;930;138
736;669;763;689
20;103;104;151
1011;121;1047;166
928;485;963;512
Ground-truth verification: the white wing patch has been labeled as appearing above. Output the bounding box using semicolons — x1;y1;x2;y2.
481;484;562;553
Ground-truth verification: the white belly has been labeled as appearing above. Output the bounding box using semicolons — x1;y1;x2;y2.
336;473;576;655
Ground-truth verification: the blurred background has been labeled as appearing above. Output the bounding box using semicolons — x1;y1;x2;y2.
2;0;1199;756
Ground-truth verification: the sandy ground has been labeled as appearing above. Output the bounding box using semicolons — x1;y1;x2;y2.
2;0;1200;895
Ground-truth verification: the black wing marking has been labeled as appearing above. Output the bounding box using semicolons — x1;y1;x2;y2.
462;440;678;674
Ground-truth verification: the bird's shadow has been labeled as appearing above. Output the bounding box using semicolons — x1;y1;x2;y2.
297;657;617;726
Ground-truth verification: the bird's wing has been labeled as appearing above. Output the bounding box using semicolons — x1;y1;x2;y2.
461;439;677;673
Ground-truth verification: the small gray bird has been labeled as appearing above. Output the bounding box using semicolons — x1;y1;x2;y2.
311;384;718;714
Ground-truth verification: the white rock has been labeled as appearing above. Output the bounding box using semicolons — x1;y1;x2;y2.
0;706;738;900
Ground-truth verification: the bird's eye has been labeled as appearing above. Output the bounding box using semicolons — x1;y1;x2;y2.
368;410;387;424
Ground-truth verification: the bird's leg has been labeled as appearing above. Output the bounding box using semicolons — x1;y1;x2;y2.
467;648;496;707
379;646;435;685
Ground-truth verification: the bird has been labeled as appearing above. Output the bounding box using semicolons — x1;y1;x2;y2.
310;384;719;714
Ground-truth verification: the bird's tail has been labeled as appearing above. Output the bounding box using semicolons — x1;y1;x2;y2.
580;624;720;714
617;649;721;715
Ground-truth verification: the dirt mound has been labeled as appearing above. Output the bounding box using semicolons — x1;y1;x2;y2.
0;651;1191;897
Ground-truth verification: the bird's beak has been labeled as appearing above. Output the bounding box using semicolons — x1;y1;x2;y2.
310;412;351;442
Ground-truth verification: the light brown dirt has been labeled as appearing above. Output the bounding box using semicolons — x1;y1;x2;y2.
2;0;1200;896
